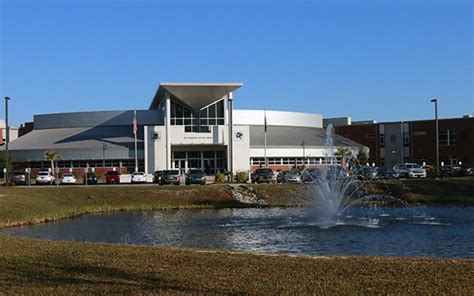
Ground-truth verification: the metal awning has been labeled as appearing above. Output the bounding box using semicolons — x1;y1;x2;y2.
149;82;243;111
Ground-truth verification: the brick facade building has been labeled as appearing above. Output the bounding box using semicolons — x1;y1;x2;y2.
332;116;474;168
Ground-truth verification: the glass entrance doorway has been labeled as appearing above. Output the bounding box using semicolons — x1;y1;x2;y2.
172;150;226;175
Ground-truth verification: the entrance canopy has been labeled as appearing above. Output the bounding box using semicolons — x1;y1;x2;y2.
149;82;243;111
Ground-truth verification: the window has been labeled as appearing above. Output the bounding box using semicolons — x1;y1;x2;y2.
390;135;397;144
403;133;410;145
364;133;375;139
380;135;385;146
170;100;225;132
439;130;456;146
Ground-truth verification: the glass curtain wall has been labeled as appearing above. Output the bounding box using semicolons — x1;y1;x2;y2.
170;100;225;133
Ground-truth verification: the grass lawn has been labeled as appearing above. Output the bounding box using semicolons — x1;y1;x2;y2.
0;180;473;294
1;236;472;295
371;176;474;204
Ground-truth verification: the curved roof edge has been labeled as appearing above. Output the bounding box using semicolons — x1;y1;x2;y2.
234;109;323;128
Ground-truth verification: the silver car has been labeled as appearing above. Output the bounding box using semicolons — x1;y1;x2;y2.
283;173;301;183
393;163;427;178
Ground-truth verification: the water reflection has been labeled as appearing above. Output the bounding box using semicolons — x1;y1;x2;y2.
3;206;473;259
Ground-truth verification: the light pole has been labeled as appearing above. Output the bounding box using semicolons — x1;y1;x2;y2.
4;97;10;185
430;98;439;176
102;143;107;168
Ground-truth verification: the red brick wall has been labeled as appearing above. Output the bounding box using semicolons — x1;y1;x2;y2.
410;117;474;166
334;124;379;164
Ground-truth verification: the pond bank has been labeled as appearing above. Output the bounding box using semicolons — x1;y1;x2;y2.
1;180;473;294
0;177;473;228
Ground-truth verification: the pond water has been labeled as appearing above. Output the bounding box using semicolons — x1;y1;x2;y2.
4;206;473;258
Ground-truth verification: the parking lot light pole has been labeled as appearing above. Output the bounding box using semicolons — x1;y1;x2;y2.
4;97;10;185
430;98;439;176
102;143;107;168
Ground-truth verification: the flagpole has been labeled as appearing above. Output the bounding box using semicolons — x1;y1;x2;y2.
133;110;138;172
264;110;267;167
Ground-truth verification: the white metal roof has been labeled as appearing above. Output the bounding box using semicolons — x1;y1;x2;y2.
149;82;243;111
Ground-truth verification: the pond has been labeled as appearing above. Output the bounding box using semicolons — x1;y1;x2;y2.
3;206;473;258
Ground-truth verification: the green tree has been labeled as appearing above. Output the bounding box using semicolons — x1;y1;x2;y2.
0;151;13;174
356;146;369;165
44;150;61;184
335;146;352;168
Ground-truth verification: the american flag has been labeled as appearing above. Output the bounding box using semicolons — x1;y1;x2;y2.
133;110;137;134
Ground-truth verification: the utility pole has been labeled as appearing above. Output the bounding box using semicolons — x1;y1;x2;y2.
430;98;439;176
4;97;10;185
102;143;107;168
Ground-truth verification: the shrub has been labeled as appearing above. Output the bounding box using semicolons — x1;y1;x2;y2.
426;166;439;178
214;172;227;183
235;171;249;183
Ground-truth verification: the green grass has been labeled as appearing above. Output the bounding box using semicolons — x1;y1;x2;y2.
371;176;474;204
0;185;243;228
0;181;473;294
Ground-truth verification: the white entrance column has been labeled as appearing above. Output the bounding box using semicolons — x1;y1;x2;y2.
227;92;234;180
165;92;172;170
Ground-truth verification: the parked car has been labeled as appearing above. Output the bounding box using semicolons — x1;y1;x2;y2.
185;169;206;185
282;172;301;183
302;166;349;183
153;170;164;183
377;167;400;179
60;173;76;185
105;171;120;184
301;168;320;183
393;163;427;178
460;164;473;176
131;172;147;184
352;165;378;180
277;170;290;183
441;164;473;177
83;172;98;185
251;168;276;184
10;171;29;185
440;165;462;177
160;170;180;185
36;171;55;185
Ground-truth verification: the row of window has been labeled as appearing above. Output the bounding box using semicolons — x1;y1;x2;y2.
170;100;225;130
250;158;341;166
377;130;456;148
28;159;144;169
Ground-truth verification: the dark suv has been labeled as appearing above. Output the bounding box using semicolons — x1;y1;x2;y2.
153;170;164;183
83;172;98;185
10;171;29;185
251;168;276;184
185;169;206;185
160;170;180;185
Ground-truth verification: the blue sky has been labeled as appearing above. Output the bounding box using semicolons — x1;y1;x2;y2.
1;0;472;127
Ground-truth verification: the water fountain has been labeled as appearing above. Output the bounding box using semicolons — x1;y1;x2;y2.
305;124;392;228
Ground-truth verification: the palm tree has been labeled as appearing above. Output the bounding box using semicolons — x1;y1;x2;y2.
335;146;352;168
356;146;369;165
44;150;61;184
